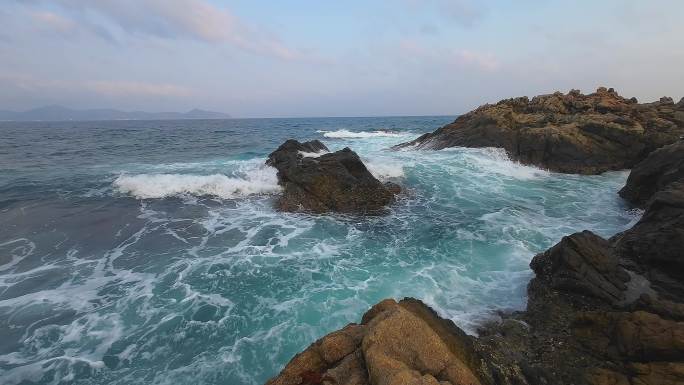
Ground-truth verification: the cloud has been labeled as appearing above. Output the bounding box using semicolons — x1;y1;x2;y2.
397;40;500;72
85;80;193;98
15;0;301;60
452;50;499;71
31;11;77;34
0;73;193;99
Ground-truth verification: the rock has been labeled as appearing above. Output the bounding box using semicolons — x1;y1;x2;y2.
266;140;400;213
618;141;684;206
530;231;630;303
632;294;684;322
573;310;684;362
394;88;684;174
265;323;367;385
362;300;483;385
615;182;684;280
266;298;491;385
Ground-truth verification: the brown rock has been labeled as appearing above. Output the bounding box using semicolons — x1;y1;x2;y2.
530;231;630;303
361;301;482;385
266;140;400;213
395;89;684;174
615;182;684;279
619;141;684;206
573;311;684;362
265;324;366;385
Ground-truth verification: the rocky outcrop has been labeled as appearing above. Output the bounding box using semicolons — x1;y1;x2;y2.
395;88;684;174
268;127;684;385
266;140;400;213
614;182;684;297
619;141;684;206
266;298;532;385
530;231;630;304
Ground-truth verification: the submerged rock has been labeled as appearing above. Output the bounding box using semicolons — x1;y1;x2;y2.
395;88;684;174
266;139;400;213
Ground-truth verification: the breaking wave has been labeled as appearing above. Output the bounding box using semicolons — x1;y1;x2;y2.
317;129;410;139
113;167;280;199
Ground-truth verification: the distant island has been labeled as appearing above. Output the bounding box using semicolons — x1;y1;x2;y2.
0;105;231;121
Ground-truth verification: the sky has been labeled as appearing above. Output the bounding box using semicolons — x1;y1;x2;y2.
1;0;683;118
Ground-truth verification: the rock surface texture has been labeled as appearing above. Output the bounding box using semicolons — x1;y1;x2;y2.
267;135;684;385
266;139;400;213
395;88;684;174
618;140;684;206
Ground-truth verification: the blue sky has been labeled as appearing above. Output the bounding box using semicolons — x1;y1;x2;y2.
1;0;683;117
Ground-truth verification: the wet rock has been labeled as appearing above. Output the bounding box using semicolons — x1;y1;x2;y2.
266;140;400;213
395;88;684;174
530;231;630;303
619;141;684;206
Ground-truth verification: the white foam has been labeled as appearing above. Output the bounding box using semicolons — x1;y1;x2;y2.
461;147;550;180
113;167;281;199
365;161;405;180
317;129;408;139
298;150;329;158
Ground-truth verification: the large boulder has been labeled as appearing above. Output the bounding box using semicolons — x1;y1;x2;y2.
395;88;684;174
265;299;485;385
618;141;684;206
266;140;400;213
615;182;684;284
530;230;630;304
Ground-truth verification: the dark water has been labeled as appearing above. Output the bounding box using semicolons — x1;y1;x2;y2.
0;117;639;384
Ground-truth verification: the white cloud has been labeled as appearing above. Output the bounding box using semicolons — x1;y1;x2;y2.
85;80;193;98
397;40;500;72
0;73;193;99
31;11;77;34
16;0;301;60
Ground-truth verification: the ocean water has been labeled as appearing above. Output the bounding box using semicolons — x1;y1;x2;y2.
0;117;640;385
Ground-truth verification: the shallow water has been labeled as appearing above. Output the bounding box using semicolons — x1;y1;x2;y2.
0;117;639;385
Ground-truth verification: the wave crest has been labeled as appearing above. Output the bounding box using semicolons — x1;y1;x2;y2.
317;129;408;139
113;167;281;199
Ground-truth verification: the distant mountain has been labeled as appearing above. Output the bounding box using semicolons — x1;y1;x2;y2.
0;105;231;121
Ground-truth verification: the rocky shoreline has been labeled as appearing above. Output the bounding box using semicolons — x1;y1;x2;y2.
265;91;684;385
394;88;684;174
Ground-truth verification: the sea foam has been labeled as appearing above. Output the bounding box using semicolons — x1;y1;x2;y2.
113;167;280;199
317;129;408;139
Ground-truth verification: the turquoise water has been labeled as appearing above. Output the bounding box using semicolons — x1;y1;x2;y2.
0;117;639;384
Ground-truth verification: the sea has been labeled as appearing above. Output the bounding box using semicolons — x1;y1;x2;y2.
0;117;641;385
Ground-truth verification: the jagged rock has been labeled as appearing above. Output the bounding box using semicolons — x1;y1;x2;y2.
573;310;684;362
587;364;684;385
632;294;684;322
266;139;400;213
395;88;684;174
265;323;367;385
615;182;684;279
362;300;482;385
530;231;630;303
266;299;495;385
619;141;684;206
